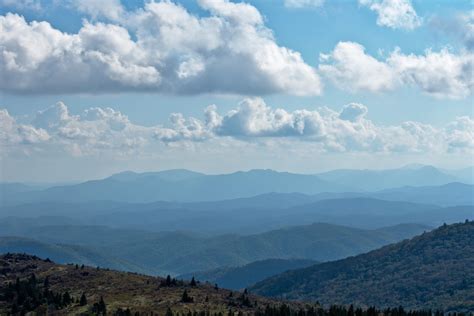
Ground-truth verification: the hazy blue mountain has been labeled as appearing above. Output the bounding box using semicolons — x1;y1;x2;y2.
251;221;474;311
0;183;36;203
3;167;472;206
108;169;205;182
179;258;317;290
93;197;472;232
441;166;474;184
0;236;143;272
277;197;473;229
317;165;462;191
372;182;474;206
0;222;429;276
2;169;353;205
1;195;470;234
0;200;128;218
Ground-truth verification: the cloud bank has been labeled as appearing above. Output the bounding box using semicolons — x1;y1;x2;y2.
0;0;321;96
1;99;472;157
320;41;474;99
359;0;421;30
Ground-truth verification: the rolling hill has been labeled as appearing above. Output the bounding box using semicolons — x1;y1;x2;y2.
251;221;474;311
0;222;430;275
0;236;142;273
179;259;317;290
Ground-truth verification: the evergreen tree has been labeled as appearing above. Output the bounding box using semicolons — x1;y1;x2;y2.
190;276;197;286
166;307;174;316
79;292;87;306
43;276;49;288
99;296;107;315
63;291;72;306
181;289;194;303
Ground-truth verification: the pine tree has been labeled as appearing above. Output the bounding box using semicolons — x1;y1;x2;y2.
190;276;197;286
63;291;72;305
79;292;87;306
43;276;49;288
98;296;107;315
181;289;194;303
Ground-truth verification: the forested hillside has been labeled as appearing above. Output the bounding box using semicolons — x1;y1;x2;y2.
252;221;474;311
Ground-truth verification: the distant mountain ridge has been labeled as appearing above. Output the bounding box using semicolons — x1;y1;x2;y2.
1;169;352;205
2;165;471;205
252;221;474;311
317;165;463;191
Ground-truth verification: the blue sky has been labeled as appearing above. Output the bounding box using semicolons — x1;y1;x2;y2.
0;0;473;181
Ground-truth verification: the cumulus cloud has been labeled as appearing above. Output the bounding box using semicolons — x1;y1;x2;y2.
0;109;49;147
1;99;472;156
319;42;398;93
0;0;322;96
359;0;421;30
284;0;324;9
319;41;474;99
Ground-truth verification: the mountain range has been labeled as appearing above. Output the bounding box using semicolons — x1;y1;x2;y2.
2;165;472;206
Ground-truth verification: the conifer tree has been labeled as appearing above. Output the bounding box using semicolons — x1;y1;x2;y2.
165;307;174;316
181;289;194;303
79;292;87;306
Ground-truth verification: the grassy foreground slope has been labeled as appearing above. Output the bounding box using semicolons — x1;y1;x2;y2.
252;221;474;311
0;253;299;315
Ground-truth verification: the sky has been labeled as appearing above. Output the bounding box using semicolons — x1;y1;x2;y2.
0;0;473;182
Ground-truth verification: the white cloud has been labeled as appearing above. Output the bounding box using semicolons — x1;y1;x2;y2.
0;0;322;96
319;42;398;93
0;0;41;11
0;109;49;148
388;48;474;99
72;0;125;21
359;0;421;30
339;103;369;122
284;0;324;9
1;99;472;157
320;41;474;99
